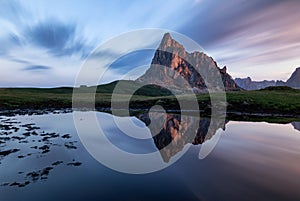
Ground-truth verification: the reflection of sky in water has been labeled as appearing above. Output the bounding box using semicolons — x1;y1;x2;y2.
95;113;158;154
1;112;300;201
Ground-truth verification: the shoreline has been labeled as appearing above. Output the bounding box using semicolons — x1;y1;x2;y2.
1;107;299;124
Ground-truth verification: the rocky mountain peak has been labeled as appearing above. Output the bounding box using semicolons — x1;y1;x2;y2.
220;66;227;74
137;33;241;92
159;33;184;52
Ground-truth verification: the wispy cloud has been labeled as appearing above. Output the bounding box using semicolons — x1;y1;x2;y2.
22;65;51;71
24;19;92;57
180;0;300;80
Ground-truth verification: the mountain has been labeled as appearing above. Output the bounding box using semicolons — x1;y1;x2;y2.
287;67;300;89
137;33;241;92
234;77;284;90
292;122;300;132
235;67;300;90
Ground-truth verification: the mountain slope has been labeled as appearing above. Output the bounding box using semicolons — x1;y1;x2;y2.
287;67;300;88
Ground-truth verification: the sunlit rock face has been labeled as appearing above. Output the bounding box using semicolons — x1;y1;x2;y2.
137;33;241;92
137;112;227;162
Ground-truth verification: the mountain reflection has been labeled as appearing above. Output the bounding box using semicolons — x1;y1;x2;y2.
292;122;300;132
137;112;227;162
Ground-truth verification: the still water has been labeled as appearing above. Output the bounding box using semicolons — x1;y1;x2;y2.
1;112;300;201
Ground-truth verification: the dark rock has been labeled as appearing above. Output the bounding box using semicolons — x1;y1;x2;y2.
26;171;40;181
20;123;40;131
41;133;59;141
9;182;20;186
22;132;31;137
38;145;49;150
38;145;50;154
0;149;20;157
67;162;82;166
1;182;9;186
42;149;50;154
17;155;25;159
18;181;30;187
61;134;71;139
11;136;25;140
0;125;12;130
0;136;11;141
31;131;38;135
64;142;77;149
41;167;53;176
52;161;63;166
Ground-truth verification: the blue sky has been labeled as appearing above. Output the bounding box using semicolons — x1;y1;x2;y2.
1;0;300;87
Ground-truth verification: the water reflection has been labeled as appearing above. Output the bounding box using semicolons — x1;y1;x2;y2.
0;111;227;187
0;114;82;188
1;111;300;201
137;112;227;162
292;122;300;132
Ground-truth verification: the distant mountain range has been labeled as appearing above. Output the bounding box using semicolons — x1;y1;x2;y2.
235;67;300;90
137;33;241;92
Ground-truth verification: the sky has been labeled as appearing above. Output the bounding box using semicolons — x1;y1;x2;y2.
1;0;300;87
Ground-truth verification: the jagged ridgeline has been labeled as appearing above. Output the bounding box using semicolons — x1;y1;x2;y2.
136;33;241;92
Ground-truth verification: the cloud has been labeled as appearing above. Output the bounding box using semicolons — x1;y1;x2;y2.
181;0;282;47
24;19;92;57
0;0;28;25
6;56;30;64
22;65;51;71
0;2;93;61
0;30;23;56
109;50;155;72
178;0;300;80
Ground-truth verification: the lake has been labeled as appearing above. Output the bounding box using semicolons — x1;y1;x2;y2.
1;111;300;201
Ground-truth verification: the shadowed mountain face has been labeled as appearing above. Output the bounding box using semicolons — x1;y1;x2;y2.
137;33;241;92
137;112;227;162
292;122;300;132
287;67;300;89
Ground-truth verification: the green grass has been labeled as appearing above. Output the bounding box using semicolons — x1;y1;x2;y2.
1;82;300;118
226;89;300;115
